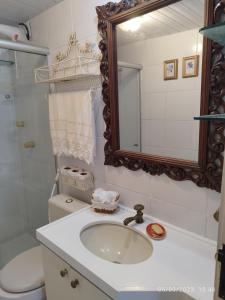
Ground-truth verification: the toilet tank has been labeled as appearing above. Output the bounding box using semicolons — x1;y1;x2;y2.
48;194;88;222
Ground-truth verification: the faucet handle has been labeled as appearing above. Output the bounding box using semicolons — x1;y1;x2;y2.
214;209;219;222
134;204;144;212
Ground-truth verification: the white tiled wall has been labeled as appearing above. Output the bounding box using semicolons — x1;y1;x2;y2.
118;29;202;161
29;0;220;241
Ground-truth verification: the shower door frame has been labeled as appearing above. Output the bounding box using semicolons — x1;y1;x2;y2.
0;40;51;268
0;39;49;56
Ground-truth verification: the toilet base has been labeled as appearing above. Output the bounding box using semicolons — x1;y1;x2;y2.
0;286;46;300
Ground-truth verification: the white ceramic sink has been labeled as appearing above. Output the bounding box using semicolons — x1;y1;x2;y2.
80;222;153;264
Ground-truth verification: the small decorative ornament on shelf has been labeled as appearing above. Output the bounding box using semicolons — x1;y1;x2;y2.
34;33;102;84
199;0;225;46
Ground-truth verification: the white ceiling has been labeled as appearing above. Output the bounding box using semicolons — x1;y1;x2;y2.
117;0;204;45
0;0;63;25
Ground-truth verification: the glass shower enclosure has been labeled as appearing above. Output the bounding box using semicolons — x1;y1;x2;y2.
0;42;55;268
118;61;142;152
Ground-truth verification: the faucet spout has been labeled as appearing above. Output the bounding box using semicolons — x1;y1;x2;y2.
123;217;136;226
123;204;144;226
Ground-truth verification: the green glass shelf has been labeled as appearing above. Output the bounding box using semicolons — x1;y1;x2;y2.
199;22;225;45
194;114;225;121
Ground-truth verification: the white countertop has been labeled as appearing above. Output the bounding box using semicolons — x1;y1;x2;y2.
36;205;216;300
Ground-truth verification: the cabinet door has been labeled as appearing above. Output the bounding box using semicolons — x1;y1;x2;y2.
41;246;112;300
69;267;111;300
41;246;73;300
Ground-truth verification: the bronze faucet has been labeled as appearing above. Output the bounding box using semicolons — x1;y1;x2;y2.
214;209;219;222
123;204;144;226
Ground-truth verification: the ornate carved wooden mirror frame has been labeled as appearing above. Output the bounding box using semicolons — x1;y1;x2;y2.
97;0;225;192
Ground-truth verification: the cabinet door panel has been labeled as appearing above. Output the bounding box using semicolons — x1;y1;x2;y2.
42;246;73;300
42;246;112;300
70;268;112;300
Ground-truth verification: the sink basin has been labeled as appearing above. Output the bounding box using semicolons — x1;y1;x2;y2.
80;222;153;264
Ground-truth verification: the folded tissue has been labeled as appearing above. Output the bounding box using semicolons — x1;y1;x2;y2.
92;188;120;213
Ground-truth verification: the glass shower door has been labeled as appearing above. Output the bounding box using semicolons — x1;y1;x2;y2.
0;50;26;267
0;50;55;268
118;66;141;152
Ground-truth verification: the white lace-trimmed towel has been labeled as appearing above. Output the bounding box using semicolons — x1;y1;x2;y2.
49;90;96;164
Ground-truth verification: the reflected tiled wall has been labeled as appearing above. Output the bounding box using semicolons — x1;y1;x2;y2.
29;0;220;240
118;29;202;161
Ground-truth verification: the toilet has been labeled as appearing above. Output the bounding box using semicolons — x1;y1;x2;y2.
0;194;88;300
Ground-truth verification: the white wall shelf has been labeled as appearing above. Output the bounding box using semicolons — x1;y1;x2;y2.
34;56;100;84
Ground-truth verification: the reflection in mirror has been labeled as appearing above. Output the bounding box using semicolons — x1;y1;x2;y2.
117;0;204;162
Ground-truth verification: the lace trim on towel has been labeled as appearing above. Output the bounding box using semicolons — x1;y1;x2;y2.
52;137;94;164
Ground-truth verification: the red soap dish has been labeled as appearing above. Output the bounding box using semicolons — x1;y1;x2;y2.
146;223;166;240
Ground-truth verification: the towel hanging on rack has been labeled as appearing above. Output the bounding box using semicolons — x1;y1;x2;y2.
49;90;96;164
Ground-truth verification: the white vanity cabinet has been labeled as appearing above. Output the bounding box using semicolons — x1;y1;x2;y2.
41;246;112;300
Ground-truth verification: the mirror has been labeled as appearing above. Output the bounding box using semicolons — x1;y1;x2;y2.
116;0;203;161
97;0;223;192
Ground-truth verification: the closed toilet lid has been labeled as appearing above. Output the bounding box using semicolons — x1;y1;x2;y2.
0;246;44;293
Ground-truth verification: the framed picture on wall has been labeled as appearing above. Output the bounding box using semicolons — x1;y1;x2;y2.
164;59;178;80
182;55;199;78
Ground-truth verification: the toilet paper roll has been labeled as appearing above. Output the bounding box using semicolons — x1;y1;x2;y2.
60;166;94;191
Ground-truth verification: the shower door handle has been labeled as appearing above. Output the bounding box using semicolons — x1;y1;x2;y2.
24;141;35;149
16;121;25;128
